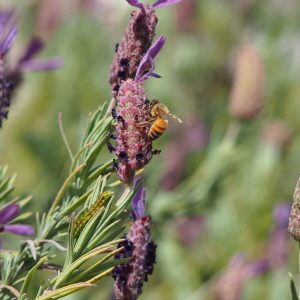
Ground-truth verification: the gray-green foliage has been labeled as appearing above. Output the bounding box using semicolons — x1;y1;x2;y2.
0;103;136;299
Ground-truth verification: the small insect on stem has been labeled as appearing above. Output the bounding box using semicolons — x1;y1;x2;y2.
73;191;114;238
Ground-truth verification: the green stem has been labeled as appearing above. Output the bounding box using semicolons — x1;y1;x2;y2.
48;164;86;216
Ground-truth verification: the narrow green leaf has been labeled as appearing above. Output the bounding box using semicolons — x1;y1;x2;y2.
36;282;94;300
10;212;32;223
64;215;75;268
53;245;113;288
20;256;47;295
68;246;123;284
86;219;121;252
289;273;299;300
87;267;113;284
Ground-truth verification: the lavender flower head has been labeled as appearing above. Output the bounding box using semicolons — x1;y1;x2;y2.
0;9;63;127
110;36;165;184
0;11;17;127
113;180;156;300
0;203;35;236
109;0;182;95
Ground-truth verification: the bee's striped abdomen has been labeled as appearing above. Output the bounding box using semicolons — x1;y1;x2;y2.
148;118;168;141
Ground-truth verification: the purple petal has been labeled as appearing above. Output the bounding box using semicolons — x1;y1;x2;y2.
132;178;146;220
18;57;64;72
152;0;185;9
273;202;290;229
126;0;145;9
0;204;20;224
18;38;44;64
3;224;35;236
0;26;17;56
0;10;14;31
135;36;165;81
246;258;270;277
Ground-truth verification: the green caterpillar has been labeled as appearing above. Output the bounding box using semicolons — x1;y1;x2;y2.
73;191;113;238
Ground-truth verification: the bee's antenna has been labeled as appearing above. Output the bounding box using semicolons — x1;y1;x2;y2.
168;113;182;123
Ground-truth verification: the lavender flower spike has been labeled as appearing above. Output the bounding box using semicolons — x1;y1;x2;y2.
0;203;35;236
113;183;156;300
113;80;153;183
109;1;158;95
135;35;165;82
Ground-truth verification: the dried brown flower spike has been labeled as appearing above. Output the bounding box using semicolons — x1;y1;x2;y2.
288;176;300;241
229;44;265;120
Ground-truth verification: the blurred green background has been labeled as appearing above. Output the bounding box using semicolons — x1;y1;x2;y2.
1;0;300;299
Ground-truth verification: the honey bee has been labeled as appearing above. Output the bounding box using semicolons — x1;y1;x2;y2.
139;100;182;140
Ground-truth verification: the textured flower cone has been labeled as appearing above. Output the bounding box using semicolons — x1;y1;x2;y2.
109;7;157;95
114;79;153;184
0;60;12;127
113;216;156;300
288;177;300;241
229;44;265;119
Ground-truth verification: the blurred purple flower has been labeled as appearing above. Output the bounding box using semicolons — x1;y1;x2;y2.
265;202;290;270
135;35;165;82
0;203;35;236
175;216;205;246
0;9;63;127
273;202;290;229
15;38;63;73
214;254;268;300
246;258;269;277
0;11;17;127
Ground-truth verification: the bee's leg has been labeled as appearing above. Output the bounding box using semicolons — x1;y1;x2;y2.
135;121;149;128
152;149;161;155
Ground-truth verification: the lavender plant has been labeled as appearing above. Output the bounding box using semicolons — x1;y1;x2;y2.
0;0;185;299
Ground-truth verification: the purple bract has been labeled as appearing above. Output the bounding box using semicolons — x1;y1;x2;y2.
132;178;146;220
135;35;165;81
